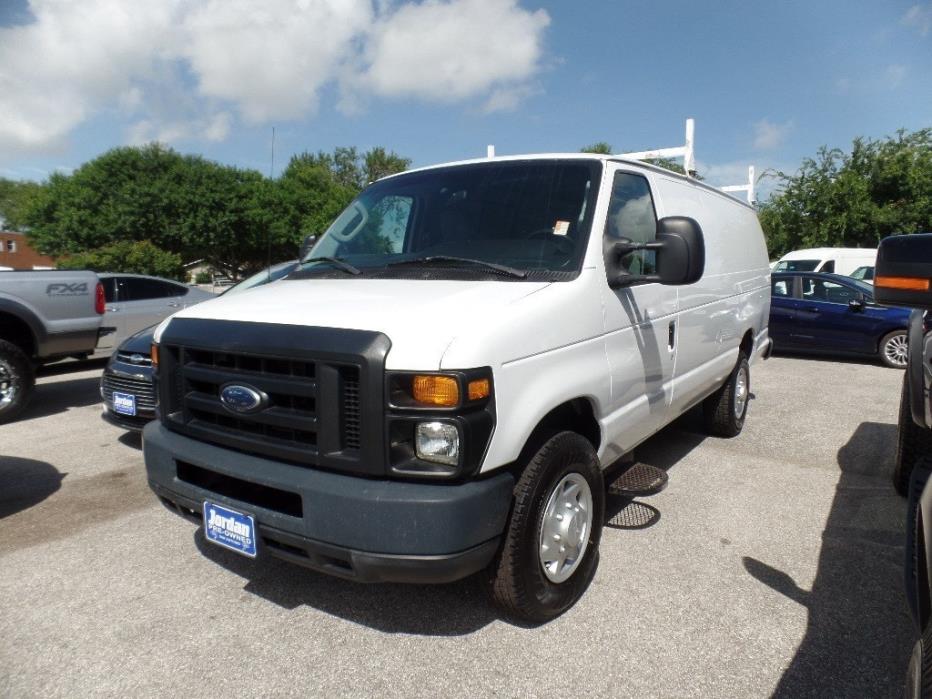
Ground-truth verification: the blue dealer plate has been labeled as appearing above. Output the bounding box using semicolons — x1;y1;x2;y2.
203;502;258;557
112;391;136;416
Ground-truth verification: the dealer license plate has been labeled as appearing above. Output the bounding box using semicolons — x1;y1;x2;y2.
203;501;258;557
112;392;136;416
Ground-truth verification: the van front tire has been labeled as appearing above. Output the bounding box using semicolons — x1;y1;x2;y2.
703;353;750;438
488;431;604;624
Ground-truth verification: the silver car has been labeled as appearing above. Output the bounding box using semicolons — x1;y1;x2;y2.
95;273;215;354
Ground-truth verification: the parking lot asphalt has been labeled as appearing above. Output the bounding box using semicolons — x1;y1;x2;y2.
0;354;914;698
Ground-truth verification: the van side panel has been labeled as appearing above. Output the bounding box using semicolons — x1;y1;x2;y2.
653;178;770;414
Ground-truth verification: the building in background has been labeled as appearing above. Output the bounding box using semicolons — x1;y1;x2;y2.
0;231;56;270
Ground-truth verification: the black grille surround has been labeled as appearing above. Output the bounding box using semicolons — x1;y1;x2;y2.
157;318;390;477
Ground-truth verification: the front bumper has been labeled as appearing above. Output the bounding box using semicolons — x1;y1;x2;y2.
143;421;515;583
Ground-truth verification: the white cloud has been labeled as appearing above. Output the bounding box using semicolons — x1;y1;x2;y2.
752;118;793;151
902;3;932;36
885;64;908;88
356;0;549;102
0;0;551;158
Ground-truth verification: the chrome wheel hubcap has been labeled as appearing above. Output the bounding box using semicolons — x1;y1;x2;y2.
733;365;749;420
539;473;593;583
884;334;908;367
0;359;14;408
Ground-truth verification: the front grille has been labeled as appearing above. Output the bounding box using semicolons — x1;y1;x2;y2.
102;374;156;412
116;351;153;367
158;319;390;476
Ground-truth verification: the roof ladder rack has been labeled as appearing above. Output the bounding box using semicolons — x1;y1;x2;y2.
721;166;757;204
619;118;696;178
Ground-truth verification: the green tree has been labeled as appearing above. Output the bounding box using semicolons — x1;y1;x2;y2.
580;142;613;155
0;178;43;229
759;128;932;258
56;240;184;279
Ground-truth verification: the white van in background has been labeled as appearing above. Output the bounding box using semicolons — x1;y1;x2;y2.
774;247;877;276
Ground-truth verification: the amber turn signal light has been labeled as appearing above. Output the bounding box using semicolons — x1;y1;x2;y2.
412;375;459;407
151;344;159;367
468;378;491;401
875;275;931;291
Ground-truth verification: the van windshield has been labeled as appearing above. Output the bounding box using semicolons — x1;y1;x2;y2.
774;259;820;272
293;159;601;281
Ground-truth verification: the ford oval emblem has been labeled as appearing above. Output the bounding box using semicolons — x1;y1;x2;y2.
220;384;266;414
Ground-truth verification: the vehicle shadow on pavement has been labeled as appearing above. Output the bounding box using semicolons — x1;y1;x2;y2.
192;530;500;635
0;456;64;519
18;375;103;422
743;421;914;697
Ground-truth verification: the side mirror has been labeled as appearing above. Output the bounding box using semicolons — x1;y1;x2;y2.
874;233;932;309
606;216;705;289
299;234;318;260
848;298;865;312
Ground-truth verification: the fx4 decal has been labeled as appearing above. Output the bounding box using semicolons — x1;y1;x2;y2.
46;282;89;296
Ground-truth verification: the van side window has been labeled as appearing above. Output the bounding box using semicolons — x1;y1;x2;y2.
604;172;657;275
820;260;835;273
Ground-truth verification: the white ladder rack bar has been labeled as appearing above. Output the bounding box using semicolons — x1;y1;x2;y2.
619;118;695;178
721;166;756;204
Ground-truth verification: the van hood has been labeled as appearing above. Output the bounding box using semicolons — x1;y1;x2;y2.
165;278;551;369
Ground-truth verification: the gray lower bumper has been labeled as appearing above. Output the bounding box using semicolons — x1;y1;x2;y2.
142;422;514;583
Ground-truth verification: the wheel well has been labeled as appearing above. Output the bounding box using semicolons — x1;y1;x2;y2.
0;312;36;357
516;398;601;466
740;330;754;359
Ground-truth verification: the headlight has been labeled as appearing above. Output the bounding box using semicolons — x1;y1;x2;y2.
415;422;459;465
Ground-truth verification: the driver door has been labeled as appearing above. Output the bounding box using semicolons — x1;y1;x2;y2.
601;167;677;450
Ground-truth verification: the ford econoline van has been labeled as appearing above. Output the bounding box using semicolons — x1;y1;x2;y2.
143;154;771;622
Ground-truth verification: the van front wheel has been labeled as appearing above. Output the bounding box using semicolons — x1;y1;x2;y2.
703;353;750;438
488;431;604;624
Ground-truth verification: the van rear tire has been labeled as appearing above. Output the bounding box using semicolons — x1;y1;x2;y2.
487;431;604;624
703;353;750;438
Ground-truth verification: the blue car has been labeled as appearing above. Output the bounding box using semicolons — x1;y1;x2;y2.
770;272;910;368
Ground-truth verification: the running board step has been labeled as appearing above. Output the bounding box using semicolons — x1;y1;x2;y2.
607;463;668;497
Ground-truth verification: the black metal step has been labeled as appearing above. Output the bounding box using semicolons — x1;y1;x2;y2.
607;463;669;497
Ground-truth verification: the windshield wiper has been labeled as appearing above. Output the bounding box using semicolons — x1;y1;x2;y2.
301;256;361;275
385;255;528;279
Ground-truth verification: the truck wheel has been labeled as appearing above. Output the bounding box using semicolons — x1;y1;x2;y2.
0;339;34;424
488;431;604;623
880;329;908;369
703;353;750;438
894;373;932;496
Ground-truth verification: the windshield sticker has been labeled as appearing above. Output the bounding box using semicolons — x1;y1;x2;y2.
553;220;570;236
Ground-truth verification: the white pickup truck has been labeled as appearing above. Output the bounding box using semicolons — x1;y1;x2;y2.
144;154;770;621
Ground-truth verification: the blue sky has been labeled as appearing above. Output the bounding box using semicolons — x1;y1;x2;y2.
0;0;929;200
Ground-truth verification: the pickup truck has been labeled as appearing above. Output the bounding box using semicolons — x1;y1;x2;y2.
0;270;104;422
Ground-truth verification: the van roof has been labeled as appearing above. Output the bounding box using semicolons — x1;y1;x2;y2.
380;152;756;210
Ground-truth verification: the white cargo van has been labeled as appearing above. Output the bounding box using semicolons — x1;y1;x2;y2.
774;247;876;276
144;154;771;622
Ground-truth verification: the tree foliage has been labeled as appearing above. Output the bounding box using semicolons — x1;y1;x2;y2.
19;143;410;277
0;178;43;229
57;240;184;279
759;128;932;258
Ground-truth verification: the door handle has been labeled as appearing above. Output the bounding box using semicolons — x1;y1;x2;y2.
167;302;180;308
668;321;676;351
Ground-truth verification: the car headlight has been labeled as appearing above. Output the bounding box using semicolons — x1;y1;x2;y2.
415;422;460;465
